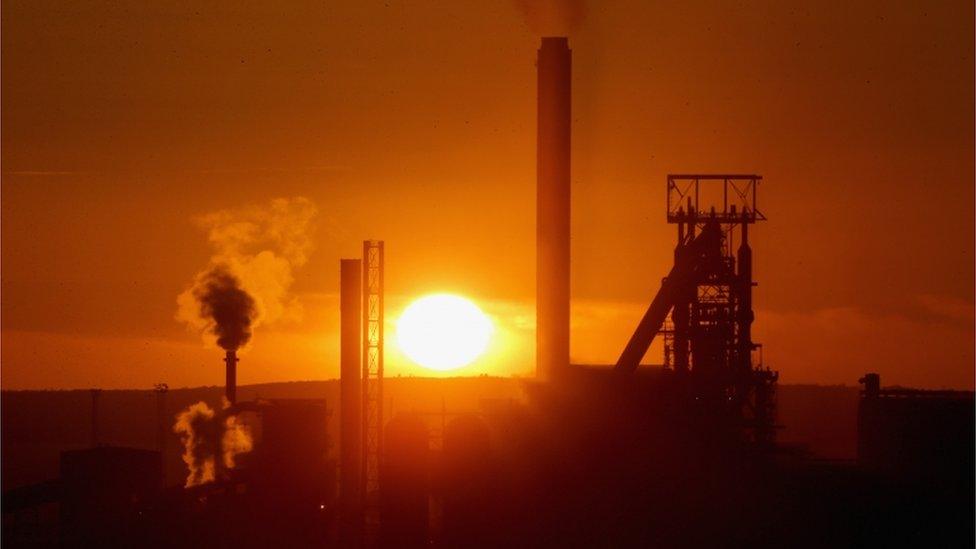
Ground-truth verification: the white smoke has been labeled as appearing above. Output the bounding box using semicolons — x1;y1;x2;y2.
173;400;254;488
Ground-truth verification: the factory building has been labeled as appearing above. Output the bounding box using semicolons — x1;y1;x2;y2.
858;373;975;487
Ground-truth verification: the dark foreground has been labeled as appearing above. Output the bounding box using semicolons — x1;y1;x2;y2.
3;373;973;547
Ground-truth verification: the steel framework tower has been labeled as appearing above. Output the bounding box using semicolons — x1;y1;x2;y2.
361;240;384;541
616;175;778;445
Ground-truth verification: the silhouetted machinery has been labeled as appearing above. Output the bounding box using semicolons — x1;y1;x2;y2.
616;175;778;445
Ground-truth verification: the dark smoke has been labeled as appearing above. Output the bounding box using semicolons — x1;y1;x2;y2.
177;197;317;349
194;266;257;351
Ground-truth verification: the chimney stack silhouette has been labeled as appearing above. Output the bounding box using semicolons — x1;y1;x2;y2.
536;36;571;381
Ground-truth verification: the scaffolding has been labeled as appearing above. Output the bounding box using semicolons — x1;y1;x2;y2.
361;240;384;544
617;175;778;445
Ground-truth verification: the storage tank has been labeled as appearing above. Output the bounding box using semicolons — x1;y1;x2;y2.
441;414;495;547
381;413;429;548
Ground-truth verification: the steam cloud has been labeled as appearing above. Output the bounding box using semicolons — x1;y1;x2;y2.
173;401;253;487
222;413;253;469
177;197;318;350
513;0;585;35
173;402;219;487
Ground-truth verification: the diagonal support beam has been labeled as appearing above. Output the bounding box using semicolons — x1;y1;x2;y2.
615;224;721;373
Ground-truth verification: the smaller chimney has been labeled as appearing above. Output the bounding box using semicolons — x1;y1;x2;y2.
90;388;102;447
225;350;238;405
154;383;169;450
154;383;169;485
859;373;881;398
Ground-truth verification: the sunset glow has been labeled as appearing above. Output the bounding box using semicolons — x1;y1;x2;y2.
0;1;972;545
396;294;493;371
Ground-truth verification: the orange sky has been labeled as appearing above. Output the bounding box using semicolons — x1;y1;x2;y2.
2;0;973;390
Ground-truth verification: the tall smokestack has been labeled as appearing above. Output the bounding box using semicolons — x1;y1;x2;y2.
224;350;238;405
339;259;363;518
537;36;571;381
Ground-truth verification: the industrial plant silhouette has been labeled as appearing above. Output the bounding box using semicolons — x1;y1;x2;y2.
2;34;974;549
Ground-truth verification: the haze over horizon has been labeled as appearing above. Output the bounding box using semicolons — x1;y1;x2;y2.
2;0;973;390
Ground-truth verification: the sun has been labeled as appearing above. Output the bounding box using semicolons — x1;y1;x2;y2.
396;294;493;371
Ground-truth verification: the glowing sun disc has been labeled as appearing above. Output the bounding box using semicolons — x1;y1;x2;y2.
396;294;493;371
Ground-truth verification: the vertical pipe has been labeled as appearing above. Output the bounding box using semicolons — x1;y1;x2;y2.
673;238;690;374
224;350;238;405
737;222;753;372
90;389;101;447
680;210;693;373
340;259;363;512
155;385;167;450
536;36;571;382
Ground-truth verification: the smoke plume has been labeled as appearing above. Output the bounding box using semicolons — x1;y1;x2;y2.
222;413;253;469
177;197;317;350
173;400;253;488
173;401;219;487
193;267;256;351
513;0;585;35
